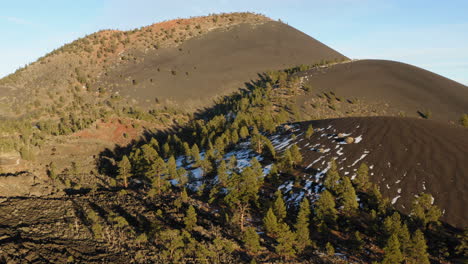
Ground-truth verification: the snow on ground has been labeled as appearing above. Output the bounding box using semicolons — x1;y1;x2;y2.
391;195;401;204
350;150;370;166
354;135;363;143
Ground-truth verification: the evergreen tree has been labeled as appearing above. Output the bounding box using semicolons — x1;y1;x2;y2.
231;129;239;144
315;190;337;227
354;163;370;191
274;190;287;222
399;224;412;258
162;142;171;159
279;148;294;172
384;212;402;237
382;234;404;264
182;142;191;164
167;155;178;180
339;176;359;216
263;207;279;237
290;144;303;168
305;124;314;139
148;157;167;195
184;205;197;231
324;159;340;193
294;197;311;253
411;193;441;228
224;165;262;231
407;229;430;264
262;138;276;160
325;242;335;256
217;160;228;187
275;223;296;260
243;227;261;254
191;144;201;163
239;126;249;139
250;133;264;154
117;155;132;188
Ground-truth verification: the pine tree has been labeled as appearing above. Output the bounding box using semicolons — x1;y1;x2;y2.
149;157;167;195
411;193;441;228
262;138;276;160
191;144;200;163
239;126;249;139
399;224;411;258
294;197;311;253
217;160;228;187
117;155;132;188
384;212;402;237
305;124;314;139
243;227;261;254
279;148;293;172
290;144;303;168
180;188;188;203
184;205;197;231
167;156;178;180
315;190;337;227
407;229;430;264
354;163;370;191
263;207;279;237
382;233;404;264
275;223;296;260
230;129;239;145
274;190;287;222
325;242;335;256
339;177;359;216
324;159;340;193
250;133;264;154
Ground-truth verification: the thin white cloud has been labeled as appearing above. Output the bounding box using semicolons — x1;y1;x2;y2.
1;16;34;26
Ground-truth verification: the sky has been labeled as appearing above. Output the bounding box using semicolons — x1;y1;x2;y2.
1;0;467;85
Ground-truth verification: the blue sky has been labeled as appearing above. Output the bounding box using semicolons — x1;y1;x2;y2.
1;0;467;84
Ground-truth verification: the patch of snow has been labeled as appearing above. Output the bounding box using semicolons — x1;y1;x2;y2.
397;188;401;194
350;150;369;166
279;181;294;193
354;135;363;143
391;196;401;204
337;147;344;156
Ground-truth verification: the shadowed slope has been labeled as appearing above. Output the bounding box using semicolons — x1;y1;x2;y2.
300;60;468;122
294;116;467;228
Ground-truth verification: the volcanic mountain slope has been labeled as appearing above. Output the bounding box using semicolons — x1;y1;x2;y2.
96;20;346;109
295;60;468;122
0;12;346;117
273;117;467;228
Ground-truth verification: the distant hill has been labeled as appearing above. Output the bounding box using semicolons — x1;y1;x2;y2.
297;60;468;122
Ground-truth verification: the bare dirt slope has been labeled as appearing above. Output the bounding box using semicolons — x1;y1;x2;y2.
299;60;468;122
97;21;347;110
293;116;467;228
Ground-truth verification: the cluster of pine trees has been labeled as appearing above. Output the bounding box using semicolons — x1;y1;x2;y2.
100;67;467;263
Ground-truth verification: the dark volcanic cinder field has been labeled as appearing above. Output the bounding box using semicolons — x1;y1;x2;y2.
294;116;468;228
299;60;468;122
97;21;346;110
